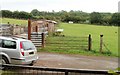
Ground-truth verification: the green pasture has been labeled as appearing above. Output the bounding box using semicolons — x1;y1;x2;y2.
0;18;27;25
57;23;118;56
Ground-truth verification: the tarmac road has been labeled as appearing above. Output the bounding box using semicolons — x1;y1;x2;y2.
34;52;118;70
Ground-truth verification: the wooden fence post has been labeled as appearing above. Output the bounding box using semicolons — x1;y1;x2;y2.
100;34;103;53
88;34;92;51
28;19;31;40
35;26;38;32
42;33;45;48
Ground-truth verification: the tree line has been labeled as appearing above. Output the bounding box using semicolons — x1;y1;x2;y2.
0;9;120;26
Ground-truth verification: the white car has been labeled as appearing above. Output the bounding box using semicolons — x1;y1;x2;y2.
0;36;38;66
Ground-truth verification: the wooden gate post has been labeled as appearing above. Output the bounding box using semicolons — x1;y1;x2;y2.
100;34;103;53
42;33;45;48
28;19;31;40
35;25;38;32
88;34;92;51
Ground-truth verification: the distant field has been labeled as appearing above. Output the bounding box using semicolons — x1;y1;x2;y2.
58;23;118;56
0;18;27;25
1;18;118;56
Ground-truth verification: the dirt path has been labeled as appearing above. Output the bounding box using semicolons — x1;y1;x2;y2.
34;52;118;70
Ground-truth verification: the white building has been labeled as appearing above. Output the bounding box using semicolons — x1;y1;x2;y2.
68;21;73;24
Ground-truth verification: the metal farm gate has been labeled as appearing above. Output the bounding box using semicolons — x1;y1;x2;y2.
45;35;92;51
31;32;45;48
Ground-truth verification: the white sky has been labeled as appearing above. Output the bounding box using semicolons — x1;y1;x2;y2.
0;0;120;13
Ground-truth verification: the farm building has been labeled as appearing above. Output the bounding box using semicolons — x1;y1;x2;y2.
31;20;57;35
68;21;73;24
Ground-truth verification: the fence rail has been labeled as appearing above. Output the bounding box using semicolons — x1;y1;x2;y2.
0;24;27;36
1;64;118;75
31;32;45;47
46;35;91;50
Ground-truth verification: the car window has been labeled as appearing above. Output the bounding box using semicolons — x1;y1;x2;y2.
2;40;16;49
22;41;35;50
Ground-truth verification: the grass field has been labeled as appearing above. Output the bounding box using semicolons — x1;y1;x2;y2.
57;23;118;56
0;18;118;56
0;18;28;25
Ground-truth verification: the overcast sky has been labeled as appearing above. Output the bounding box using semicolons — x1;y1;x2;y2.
0;0;120;13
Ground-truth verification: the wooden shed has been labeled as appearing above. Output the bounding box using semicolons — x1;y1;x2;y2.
31;20;57;35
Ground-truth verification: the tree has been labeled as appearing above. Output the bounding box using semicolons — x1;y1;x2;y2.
110;13;120;26
101;13;112;25
12;11;20;18
18;11;32;19
0;11;2;17
31;9;40;16
90;12;102;24
1;9;118;26
1;10;13;18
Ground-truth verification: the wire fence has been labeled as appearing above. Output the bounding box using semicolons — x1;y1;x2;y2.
1;64;119;75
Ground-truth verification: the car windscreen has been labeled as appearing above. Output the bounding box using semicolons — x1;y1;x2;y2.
22;41;36;50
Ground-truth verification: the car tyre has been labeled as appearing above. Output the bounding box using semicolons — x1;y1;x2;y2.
29;61;34;66
29;63;33;66
0;57;9;70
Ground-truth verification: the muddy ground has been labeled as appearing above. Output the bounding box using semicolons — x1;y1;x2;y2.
34;52;118;70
